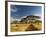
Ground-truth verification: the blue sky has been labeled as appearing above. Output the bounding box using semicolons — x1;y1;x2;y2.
11;5;42;19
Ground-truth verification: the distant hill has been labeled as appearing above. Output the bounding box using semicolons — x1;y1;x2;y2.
11;15;41;24
20;15;41;22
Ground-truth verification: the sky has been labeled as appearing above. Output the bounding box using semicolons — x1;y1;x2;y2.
10;5;42;21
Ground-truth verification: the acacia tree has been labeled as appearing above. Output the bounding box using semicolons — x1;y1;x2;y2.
35;20;42;25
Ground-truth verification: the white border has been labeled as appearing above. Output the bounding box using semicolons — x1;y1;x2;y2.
8;2;44;35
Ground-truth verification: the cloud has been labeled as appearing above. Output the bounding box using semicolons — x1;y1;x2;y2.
33;14;42;20
34;14;41;16
10;17;16;22
15;19;21;21
21;16;27;19
10;17;21;22
11;8;17;12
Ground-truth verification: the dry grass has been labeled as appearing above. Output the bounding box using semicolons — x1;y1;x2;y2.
10;24;30;32
10;23;42;32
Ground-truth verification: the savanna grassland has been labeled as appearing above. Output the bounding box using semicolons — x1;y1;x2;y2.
10;22;42;32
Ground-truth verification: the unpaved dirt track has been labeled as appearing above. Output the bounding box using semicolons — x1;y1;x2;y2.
11;23;41;32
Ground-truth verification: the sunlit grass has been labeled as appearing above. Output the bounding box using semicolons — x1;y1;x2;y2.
10;23;42;32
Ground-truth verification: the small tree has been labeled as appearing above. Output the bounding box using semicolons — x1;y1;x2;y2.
35;20;42;25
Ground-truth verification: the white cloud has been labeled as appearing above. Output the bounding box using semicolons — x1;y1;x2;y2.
34;14;42;20
10;17;16;22
11;8;17;12
34;14;41;16
10;17;21;22
15;19;21;21
21;16;27;19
